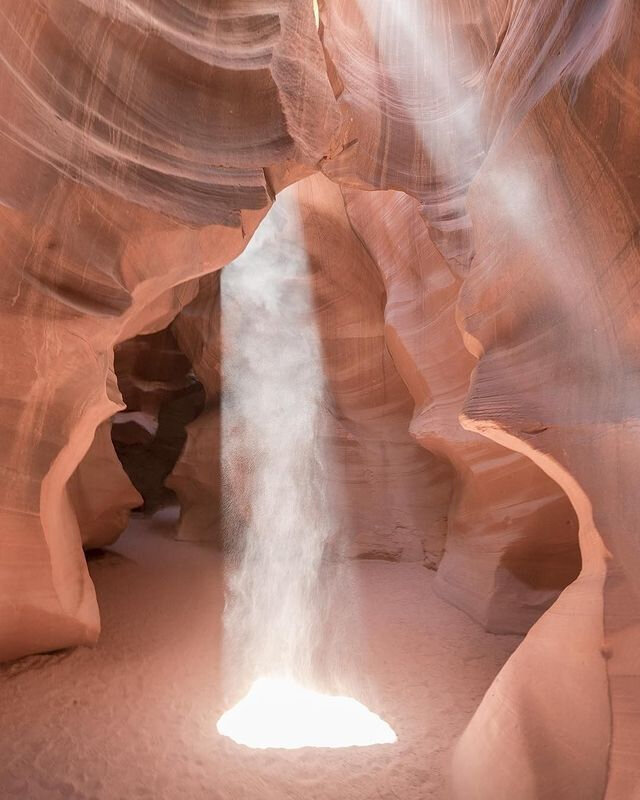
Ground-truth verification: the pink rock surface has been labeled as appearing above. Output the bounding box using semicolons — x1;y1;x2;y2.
167;274;223;543
1;0;639;796
0;0;338;662
298;174;454;565
452;3;640;794
68;421;142;550
342;187;580;633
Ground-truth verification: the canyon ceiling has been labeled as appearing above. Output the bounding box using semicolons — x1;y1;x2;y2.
0;1;638;799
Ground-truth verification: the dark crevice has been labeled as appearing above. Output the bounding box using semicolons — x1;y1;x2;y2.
111;326;205;516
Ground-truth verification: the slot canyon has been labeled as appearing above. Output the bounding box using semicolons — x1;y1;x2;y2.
0;1;638;799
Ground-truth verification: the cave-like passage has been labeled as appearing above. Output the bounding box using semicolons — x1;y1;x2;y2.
215;185;396;749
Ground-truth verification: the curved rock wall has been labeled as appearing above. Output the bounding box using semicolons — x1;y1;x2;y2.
452;2;640;796
68;421;142;550
167;274;223;544
319;0;508;265
342;187;580;633
317;1;640;794
1;1;639;797
0;0;339;662
297;174;454;565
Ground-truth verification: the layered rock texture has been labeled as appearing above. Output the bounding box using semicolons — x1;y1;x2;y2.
68;421;142;550
0;0;338;663
167;274;224;543
0;1;638;798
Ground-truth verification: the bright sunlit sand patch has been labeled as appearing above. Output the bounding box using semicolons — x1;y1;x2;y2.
217;677;397;749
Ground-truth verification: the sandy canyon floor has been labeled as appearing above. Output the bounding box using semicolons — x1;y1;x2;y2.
0;512;521;800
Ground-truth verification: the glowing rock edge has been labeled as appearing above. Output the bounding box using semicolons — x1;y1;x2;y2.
217;677;397;749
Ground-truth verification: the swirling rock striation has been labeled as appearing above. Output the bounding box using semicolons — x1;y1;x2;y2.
0;2;639;798
0;0;340;662
342;187;580;633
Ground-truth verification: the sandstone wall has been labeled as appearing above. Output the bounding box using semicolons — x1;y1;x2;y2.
1;1;639;796
0;0;339;662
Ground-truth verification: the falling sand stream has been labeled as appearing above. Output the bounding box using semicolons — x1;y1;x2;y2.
216;186;396;748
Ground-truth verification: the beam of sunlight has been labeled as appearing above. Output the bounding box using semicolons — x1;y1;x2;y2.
350;0;625;265
217;677;397;749
219;185;333;683
217;184;395;749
